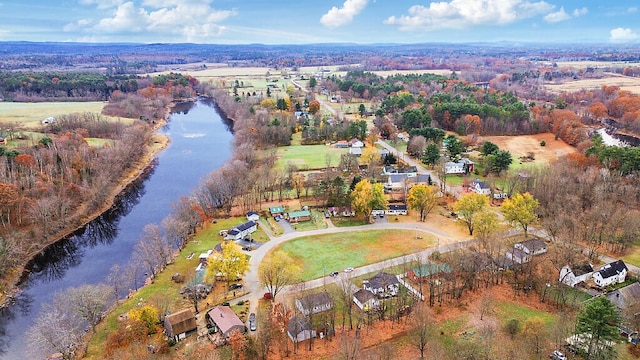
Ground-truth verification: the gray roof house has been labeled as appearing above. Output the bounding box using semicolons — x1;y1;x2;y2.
295;292;333;316
353;289;380;311
593;260;628;287
288;316;316;343
363;272;400;296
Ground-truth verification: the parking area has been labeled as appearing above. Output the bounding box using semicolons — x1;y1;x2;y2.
276;218;296;233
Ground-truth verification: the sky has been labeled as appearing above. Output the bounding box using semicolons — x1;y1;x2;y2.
0;0;639;45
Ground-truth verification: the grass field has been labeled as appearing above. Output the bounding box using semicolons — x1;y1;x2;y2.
273;229;435;281
275;142;349;170
0;101;111;128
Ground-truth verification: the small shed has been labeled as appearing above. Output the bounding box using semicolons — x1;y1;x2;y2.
164;309;197;342
287;316;316;343
246;211;260;222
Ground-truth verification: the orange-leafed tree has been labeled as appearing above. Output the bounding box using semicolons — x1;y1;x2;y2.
308;99;321;115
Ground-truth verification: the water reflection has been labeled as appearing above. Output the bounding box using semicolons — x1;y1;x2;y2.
21;160;152;286
0;292;33;356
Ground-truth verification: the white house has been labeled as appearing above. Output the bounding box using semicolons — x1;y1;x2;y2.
363;272;400;296
386;204;407;216
246;211;260;222
353;289;380;311
288;317;316;343
444;158;474;174
225;220;258;241
295;292;333;316
514;238;547;256
349;139;364;148
349;147;362;156
559;263;594;287
593;260;628;287
471;179;491;195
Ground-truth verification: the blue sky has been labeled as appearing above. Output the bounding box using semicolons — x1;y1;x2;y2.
0;0;638;44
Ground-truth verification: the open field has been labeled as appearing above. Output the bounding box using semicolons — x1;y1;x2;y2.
275;142;349;170
554;61;640;69
546;75;640;95
272;229;435;281
0;101;113;128
481;133;577;166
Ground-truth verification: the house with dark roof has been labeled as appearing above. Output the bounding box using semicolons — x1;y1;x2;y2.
207;306;245;338
225;220;257;241
363;272;400;296
606;282;640;312
288;316;316;343
295;292;333;316
471;178;491;195
506;247;531;264
514;238;547;256
164;309;197;342
353;289;380;311
559;263;594;287
593;260;628;287
246;211;260;222
406;263;452;283
386;204;407;216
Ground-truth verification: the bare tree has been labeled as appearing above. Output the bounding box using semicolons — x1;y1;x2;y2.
61;284;112;333
409;302;435;359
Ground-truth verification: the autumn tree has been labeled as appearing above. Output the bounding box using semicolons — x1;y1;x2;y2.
453;192;489;235
500;192;539;239
258;250;301;299
350;179;387;222
407;184;439;222
207;241;250;287
521;317;546;357
308;100;321;115
129;305;160;334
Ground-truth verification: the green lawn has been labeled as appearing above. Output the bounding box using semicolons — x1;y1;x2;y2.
292;210;328;231
622;250;640;268
272;229;435;281
495;300;557;326
385;139;407;152
275;142;348;170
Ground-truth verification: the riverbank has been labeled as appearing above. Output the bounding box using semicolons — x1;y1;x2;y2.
0;114;171;310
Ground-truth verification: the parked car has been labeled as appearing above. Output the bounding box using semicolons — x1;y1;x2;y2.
228;283;243;290
330;271;339;277
549;350;566;360
249;313;257;331
344;267;354;273
242;245;252;251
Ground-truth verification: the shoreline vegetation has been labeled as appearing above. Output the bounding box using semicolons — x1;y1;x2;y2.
0;103;175;310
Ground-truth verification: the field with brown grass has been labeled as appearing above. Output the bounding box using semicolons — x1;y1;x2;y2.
481;133;577;167
545;74;640;95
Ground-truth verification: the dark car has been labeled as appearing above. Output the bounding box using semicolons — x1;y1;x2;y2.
242;245;252;251
330;271;339;277
228;283;243;290
249;313;257;331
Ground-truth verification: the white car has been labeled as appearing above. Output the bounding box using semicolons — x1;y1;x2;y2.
344;267;354;273
549;350;566;360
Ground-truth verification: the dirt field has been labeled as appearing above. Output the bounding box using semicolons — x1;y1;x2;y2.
545;75;640;95
481;133;577;166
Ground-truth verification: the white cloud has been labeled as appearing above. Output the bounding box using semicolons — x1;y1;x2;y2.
384;0;554;31
320;0;369;29
610;28;639;42
543;7;569;23
79;0;123;10
572;7;587;17
628;7;638;14
67;0;236;42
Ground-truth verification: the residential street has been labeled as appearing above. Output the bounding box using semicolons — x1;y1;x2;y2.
238;218;471;321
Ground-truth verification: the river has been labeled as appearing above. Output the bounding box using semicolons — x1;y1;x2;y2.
0;98;234;359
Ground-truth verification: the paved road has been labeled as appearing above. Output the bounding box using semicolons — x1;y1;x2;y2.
238;219;470;319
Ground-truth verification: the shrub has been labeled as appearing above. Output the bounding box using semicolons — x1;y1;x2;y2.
540;140;546;146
